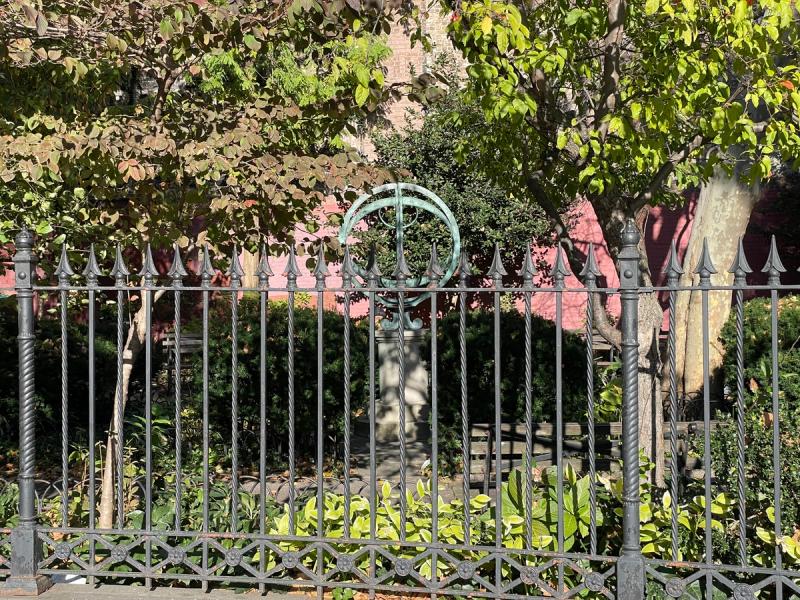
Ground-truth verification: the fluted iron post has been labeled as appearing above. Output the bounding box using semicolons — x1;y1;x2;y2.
3;229;50;596
616;220;644;600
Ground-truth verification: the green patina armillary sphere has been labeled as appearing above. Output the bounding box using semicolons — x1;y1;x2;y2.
338;183;461;330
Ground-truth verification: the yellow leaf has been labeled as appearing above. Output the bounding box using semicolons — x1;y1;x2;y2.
481;16;493;35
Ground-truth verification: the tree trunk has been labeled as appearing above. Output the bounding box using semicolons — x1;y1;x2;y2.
670;172;760;416
638;290;665;486
241;249;259;289
591;204;666;485
98;290;164;529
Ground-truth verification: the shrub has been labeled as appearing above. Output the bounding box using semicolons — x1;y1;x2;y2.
185;293;372;473
432;308;587;472
0;295;120;458
719;295;800;406
710;295;800;555
181;296;587;476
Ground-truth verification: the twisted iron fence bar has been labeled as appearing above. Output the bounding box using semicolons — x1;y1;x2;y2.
491;248;504;599
770;287;784;600
3;229;50;594
367;264;378;600
458;256;470;546
343;284;353;541
86;247;98;586
230;255;241;533
59;270;69;530
315;247;327;600
666;263;679;563
397;288;408;539
116;265;127;532
201;251;211;594
173;281;183;532
734;279;748;567
257;244;271;596
6;223;800;599
584;264;597;557
699;260;714;600
286;247;298;538
429;257;441;598
523;287;533;551
144;272;154;588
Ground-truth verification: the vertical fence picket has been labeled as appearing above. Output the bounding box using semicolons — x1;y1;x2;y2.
314;244;328;600
55;245;73;531
168;245;187;533
764;235;786;600
520;247;536;551
666;241;682;563
342;247;355;542
427;243;443;597
581;243;600;557
395;253;409;541
140;243;157;588
367;246;380;600
458;252;471;545
112;246;130;533
84;245;100;584
488;244;506;598
730;238;751;568
257;243;272;595
285;246;298;536
551;245;568;592
229;248;243;533
200;244;213;593
695;238;716;599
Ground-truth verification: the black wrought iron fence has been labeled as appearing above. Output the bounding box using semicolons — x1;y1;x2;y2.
0;222;799;599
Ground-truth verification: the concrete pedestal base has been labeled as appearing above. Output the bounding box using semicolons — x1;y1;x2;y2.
352;329;432;481
375;329;430;444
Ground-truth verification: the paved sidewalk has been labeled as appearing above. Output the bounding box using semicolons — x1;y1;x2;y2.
32;583;298;599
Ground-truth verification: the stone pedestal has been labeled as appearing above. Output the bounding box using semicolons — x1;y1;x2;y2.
375;329;430;444
352;329;432;481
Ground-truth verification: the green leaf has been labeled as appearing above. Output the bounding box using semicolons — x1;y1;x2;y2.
159;18;174;40
354;65;370;88
244;34;262;51
34;222;53;235
496;27;508;54
355;84;369;107
564;9;586;26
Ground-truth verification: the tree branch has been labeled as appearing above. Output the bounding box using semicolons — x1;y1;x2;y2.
632;133;707;209
595;0;626;141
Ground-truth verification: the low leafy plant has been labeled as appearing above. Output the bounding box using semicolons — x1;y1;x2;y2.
593;360;622;422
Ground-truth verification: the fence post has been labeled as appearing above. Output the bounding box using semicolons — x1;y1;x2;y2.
616;220;644;600
2;228;50;596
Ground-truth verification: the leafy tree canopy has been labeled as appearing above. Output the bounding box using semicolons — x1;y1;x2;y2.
0;0;424;265
363;57;552;277
442;0;800;254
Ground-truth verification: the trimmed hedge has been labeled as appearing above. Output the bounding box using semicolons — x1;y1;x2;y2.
710;294;800;555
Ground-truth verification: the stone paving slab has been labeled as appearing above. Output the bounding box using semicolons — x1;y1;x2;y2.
32;583;302;599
